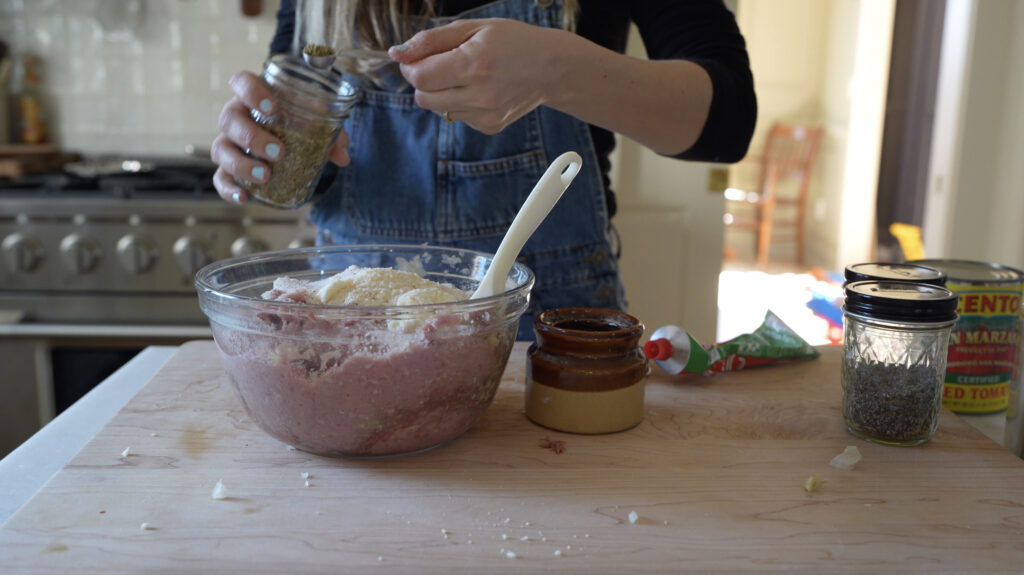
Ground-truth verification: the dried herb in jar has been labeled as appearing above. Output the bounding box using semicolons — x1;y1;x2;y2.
303;44;335;57
246;120;336;207
237;55;357;209
843;361;941;444
841;280;958;446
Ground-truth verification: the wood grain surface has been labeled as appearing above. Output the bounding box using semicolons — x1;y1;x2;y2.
1;341;1023;574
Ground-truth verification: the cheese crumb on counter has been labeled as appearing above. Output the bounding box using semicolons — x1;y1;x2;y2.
505;551;518;559
829;445;863;470
139;522;154;531
121;447;131;457
804;474;823;492
628;511;639;524
211;479;228;500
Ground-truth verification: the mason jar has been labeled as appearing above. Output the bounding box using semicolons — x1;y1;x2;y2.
843;261;947;287
525;307;649;434
237;54;359;209
842;280;958;446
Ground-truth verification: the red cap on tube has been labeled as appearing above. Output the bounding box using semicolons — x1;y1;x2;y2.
643;338;674;361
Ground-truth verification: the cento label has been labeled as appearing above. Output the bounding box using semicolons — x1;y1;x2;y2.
943;283;1022;414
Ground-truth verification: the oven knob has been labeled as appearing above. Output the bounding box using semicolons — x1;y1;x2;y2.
59;233;102;274
116;234;159;274
230;236;269;257
1;233;45;273
172;235;213;276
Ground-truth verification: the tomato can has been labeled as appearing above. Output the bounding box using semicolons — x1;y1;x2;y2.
911;259;1023;414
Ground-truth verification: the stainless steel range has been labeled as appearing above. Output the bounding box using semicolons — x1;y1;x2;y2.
0;157;318;456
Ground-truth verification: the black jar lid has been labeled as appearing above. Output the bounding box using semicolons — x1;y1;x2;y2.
844;262;947;286
844;280;958;323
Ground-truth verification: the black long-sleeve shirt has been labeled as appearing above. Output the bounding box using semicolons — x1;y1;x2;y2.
270;0;757;217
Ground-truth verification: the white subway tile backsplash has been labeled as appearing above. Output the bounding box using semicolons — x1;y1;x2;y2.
167;20;182;52
147;96;185;134
1;0;280;156
89;61;109;94
207;60;224;93
130;60;145;95
30;13;62;51
71;95;106;133
105;98;143;134
183;96;216;129
0;0;25;15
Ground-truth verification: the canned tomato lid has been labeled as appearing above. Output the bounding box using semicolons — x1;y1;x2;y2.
909;259;1024;284
844;262;947;286
844;280;958;323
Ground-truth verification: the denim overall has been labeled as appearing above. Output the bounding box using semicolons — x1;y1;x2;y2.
310;0;626;340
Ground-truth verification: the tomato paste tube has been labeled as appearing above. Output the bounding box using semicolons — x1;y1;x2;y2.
645;310;820;375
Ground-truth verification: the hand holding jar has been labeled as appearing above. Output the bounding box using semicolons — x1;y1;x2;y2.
210;56;359;208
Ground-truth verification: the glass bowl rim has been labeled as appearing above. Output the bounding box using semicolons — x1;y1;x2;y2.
194;243;535;315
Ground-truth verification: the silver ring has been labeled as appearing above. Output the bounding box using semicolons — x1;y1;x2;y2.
443;111;454;123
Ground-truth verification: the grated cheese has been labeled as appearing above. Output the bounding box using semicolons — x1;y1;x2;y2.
829;445;863;470
804;474;822;492
211;479;228;500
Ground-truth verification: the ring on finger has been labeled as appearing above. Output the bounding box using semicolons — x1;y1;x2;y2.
443;111;454;123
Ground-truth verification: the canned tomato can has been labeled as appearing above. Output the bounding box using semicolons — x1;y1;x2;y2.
911;259;1023;414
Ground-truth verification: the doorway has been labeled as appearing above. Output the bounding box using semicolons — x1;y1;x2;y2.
719;0;901;345
875;0;947;262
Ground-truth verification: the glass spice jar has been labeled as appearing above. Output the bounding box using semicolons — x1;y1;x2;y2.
237;54;359;209
844;261;948;287
525;307;649;434
842;280;959;446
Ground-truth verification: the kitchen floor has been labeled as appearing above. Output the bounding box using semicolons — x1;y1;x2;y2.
716;260;843;347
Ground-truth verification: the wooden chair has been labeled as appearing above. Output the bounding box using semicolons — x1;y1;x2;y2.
725;123;823;268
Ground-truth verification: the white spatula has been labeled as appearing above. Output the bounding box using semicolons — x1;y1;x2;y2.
471;151;582;299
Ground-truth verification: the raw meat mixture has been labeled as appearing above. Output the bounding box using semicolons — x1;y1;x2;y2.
211;266;516;457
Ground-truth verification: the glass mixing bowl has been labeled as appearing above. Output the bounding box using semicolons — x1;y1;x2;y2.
195;244;534;458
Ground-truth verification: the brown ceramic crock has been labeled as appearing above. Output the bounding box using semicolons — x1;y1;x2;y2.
525;307;649;434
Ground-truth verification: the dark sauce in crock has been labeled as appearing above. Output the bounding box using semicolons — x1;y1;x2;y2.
553;319;621;332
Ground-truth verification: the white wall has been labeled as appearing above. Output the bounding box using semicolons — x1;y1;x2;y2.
0;0;278;155
728;0;828;264
732;0;895;272
611;27;724;343
832;0;895;269
990;0;1024;268
942;0;1024;269
731;0;827;187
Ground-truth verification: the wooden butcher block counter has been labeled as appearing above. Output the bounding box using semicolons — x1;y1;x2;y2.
1;341;1023;573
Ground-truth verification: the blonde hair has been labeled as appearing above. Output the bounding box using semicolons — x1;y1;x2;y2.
296;0;578;55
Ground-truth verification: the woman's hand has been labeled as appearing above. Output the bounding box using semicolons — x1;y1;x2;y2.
388;18;566;135
389;17;713;156
211;70;351;204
